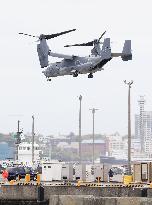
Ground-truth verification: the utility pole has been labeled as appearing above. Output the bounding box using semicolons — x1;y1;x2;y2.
79;95;82;163
15;120;23;161
49;139;52;161
16;120;20;161
89;108;99;165
124;80;133;175
32;115;35;165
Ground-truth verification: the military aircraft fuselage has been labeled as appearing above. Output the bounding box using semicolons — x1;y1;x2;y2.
42;56;112;78
19;30;132;80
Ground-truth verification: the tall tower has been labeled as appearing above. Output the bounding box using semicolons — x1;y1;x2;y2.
79;95;82;163
138;96;145;153
32;115;35;164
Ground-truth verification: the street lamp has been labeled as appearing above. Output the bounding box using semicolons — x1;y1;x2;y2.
89;108;99;165
32;115;35;165
79;95;82;163
124;80;133;175
15;120;23;161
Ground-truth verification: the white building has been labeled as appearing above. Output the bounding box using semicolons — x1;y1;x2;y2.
131;138;141;154
57;142;79;150
107;133;141;160
143;111;152;154
18;142;42;165
135;96;152;155
107;134;127;159
135;110;152;154
39;135;52;143
42;161;63;181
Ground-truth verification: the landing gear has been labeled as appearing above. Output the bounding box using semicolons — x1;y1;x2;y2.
47;78;51;81
73;71;78;77
88;73;93;78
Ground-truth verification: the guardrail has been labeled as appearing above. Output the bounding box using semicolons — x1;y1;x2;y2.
1;174;152;188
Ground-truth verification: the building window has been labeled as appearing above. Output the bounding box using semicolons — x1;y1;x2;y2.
19;147;22;150
23;147;26;150
27;147;30;150
48;166;51;168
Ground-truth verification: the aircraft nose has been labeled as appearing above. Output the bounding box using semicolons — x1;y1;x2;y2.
42;70;47;76
43;70;51;77
42;70;45;73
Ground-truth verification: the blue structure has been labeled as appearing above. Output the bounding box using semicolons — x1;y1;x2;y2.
0;142;14;160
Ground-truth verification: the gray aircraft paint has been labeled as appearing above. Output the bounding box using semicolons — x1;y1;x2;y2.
19;30;132;80
37;38;49;68
40;37;132;79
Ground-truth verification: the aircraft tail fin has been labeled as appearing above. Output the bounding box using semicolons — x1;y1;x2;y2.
121;40;132;61
37;39;49;68
101;38;111;59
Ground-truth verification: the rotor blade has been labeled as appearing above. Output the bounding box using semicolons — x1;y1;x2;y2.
44;29;76;40
64;41;93;47
98;31;106;41
19;33;38;38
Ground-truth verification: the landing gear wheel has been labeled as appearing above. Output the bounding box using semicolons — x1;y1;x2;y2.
47;78;51;81
88;73;93;78
73;71;78;77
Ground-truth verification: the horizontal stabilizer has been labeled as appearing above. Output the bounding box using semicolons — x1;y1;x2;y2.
111;40;132;61
121;40;132;61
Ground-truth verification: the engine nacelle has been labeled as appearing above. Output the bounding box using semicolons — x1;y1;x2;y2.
37;39;49;68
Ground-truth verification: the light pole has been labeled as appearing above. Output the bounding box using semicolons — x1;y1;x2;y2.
124;80;133;175
89;108;99;165
32;115;35;165
16;120;20;161
15;120;23;161
79;95;82;163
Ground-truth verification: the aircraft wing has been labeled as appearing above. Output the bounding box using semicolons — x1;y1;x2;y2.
111;53;122;57
49;51;76;60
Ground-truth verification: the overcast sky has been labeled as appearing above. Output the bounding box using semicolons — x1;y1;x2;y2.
0;0;152;136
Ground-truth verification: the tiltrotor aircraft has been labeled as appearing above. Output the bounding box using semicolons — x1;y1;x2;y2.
19;29;132;81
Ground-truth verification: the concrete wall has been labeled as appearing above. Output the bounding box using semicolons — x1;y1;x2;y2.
147;189;152;197
0;186;37;200
0;185;150;200
0;199;49;205
0;185;152;205
44;186;143;198
49;195;152;205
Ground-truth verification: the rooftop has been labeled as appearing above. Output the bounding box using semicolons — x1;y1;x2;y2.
81;139;105;144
